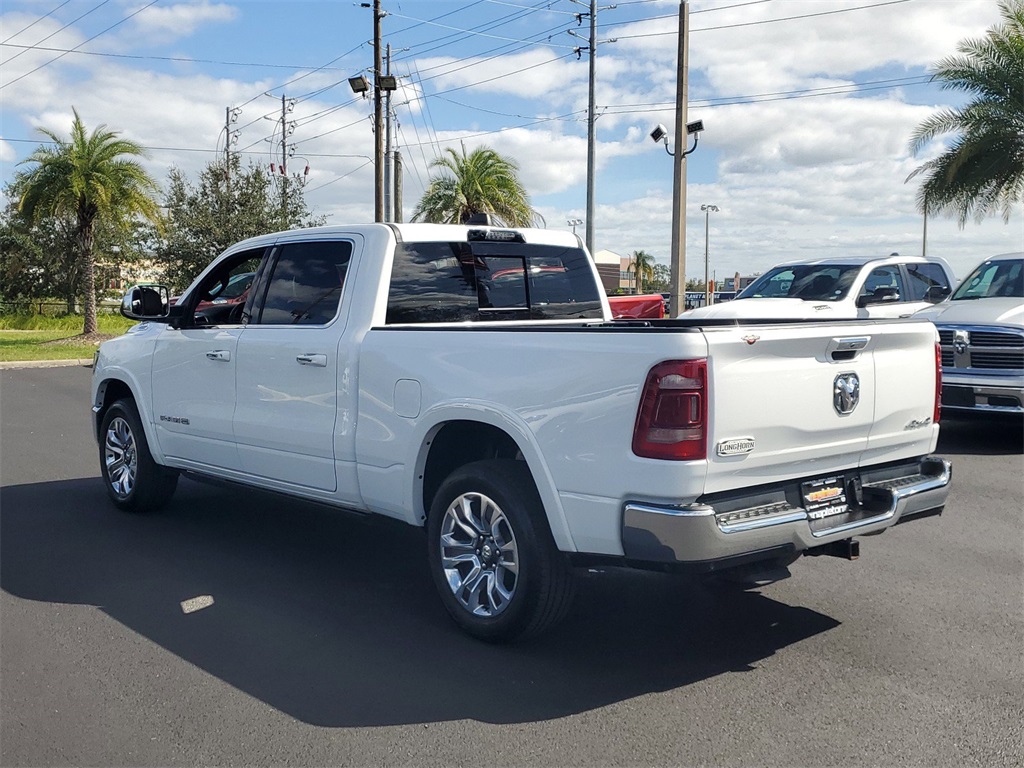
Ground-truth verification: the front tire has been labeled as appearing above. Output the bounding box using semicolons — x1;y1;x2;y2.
427;459;574;642
99;398;178;512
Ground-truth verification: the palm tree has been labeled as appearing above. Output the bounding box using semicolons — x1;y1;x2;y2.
628;249;656;294
18;108;162;335
412;144;542;227
907;0;1024;225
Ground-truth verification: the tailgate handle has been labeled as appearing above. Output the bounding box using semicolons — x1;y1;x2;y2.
829;336;869;362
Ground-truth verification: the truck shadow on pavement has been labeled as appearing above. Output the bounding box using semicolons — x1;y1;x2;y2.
1;477;839;727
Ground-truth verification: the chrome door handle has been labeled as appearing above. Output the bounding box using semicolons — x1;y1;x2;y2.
206;350;231;362
296;353;327;367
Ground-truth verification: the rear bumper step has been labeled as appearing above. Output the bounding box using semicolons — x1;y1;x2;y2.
622;456;951;565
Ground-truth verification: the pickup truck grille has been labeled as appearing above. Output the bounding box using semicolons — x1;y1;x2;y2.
936;325;1024;372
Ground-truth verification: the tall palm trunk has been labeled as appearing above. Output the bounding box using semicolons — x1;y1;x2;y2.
78;207;97;335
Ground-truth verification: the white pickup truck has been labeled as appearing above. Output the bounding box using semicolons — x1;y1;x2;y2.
684;254;955;320
92;223;951;641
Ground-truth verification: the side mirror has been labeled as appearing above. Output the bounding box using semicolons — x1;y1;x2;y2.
121;285;170;321
857;286;900;307
925;285;951;302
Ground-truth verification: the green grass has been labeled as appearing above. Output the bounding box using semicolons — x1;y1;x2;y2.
0;314;136;362
0;313;134;333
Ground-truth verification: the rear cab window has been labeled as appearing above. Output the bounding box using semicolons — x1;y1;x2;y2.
386;237;604;324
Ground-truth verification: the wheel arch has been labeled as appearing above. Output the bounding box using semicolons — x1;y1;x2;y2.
413;409;577;554
92;373;164;462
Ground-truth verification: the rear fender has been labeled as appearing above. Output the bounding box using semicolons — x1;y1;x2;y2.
411;401;578;553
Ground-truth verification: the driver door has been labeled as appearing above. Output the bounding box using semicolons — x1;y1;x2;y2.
150;248;267;472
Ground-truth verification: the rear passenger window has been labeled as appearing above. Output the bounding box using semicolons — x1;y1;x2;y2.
255;241;352;325
905;263;951;302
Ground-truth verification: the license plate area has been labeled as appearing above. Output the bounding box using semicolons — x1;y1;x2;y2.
801;475;849;520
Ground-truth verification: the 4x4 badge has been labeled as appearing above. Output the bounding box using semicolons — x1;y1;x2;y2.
833;372;860;415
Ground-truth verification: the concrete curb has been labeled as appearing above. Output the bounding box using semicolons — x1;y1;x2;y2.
0;358;93;370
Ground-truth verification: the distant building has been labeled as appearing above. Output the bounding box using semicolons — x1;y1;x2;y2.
591;249;622;294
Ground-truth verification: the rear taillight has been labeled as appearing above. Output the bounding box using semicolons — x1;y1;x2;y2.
934;341;942;425
632;359;707;460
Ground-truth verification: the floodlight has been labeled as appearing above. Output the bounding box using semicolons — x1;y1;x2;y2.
348;75;370;94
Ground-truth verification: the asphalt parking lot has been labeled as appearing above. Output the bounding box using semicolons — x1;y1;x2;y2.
1;365;1022;767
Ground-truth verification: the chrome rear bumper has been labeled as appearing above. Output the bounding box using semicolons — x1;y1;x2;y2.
622;456;951;565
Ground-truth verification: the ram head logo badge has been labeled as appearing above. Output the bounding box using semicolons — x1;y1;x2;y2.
833;372;860;415
953;330;969;355
742;334;760;345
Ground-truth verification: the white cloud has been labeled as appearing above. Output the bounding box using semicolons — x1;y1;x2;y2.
126;1;237;44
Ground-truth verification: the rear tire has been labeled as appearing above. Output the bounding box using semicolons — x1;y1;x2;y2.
427;459;574;642
99;398;178;512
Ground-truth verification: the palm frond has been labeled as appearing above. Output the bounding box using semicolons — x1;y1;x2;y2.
907;0;1024;224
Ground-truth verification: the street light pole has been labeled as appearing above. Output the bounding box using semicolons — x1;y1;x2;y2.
373;0;384;223
701;204;719;307
669;1;689;317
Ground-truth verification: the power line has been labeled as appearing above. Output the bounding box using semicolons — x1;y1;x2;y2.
1;0;73;45
387;6;578;49
612;0;913;40
2;0;159;90
0;42;351;71
3;0;109;66
388;0;488;37
602;75;934;114
391;0;554;61
482;0;577;15
304;159;373;193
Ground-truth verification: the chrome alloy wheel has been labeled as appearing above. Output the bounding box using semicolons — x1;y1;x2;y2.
104;416;138;499
440;492;520;617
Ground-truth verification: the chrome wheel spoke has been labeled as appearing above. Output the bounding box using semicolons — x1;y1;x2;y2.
455;496;485;536
459;565;486;610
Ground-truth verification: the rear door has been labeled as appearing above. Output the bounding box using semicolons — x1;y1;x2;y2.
232;237;356;494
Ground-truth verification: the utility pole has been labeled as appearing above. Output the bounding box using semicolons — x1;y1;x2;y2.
669;1;689;317
373;0;384;223
572;0;614;255
280;94;290;227
384;44;393;222
280;94;290;177
586;0;597;254
224;107;235;188
394;151;403;222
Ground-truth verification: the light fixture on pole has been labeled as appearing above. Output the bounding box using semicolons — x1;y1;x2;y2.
567;218;583;235
701;204;719;307
348;75;370;95
650;119;704;158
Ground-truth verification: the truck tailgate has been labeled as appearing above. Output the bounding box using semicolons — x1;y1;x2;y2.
701;319;939;494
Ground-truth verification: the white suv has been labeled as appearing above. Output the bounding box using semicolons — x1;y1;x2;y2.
682;254;956;320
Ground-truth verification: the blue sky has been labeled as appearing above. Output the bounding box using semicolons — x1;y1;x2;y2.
1;0;1021;282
